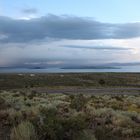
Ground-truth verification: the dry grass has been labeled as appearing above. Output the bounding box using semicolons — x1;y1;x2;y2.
10;121;37;140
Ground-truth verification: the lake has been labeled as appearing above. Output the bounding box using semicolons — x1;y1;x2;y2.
1;65;140;73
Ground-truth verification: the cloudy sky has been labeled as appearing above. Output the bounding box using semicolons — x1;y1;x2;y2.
0;0;140;68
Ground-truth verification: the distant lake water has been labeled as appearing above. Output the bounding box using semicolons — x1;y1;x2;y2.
1;66;140;73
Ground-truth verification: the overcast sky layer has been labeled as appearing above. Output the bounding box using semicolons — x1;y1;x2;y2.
0;0;140;68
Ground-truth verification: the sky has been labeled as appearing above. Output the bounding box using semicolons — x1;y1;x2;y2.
0;0;140;68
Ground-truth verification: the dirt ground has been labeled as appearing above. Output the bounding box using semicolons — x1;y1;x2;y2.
32;87;140;95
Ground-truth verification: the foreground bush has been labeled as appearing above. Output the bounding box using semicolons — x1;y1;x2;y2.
36;106;87;140
73;129;97;140
70;94;88;111
0;91;139;140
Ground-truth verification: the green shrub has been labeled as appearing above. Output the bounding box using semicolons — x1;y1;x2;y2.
37;107;87;140
37;107;63;140
73;129;96;140
62;113;87;132
98;79;105;85
94;126;119;140
133;127;140;137
70;94;88;111
0;96;7;109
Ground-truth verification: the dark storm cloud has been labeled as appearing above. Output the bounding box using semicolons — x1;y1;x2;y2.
22;8;38;14
62;45;131;50
0;15;140;43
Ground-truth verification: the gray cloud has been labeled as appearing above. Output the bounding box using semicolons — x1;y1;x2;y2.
0;15;140;43
62;45;131;50
22;8;38;14
13;58;111;68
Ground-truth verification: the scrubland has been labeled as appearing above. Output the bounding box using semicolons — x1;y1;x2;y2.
1;73;140;89
0;90;140;140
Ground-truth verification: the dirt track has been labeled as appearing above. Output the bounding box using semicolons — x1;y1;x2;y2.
33;87;140;95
